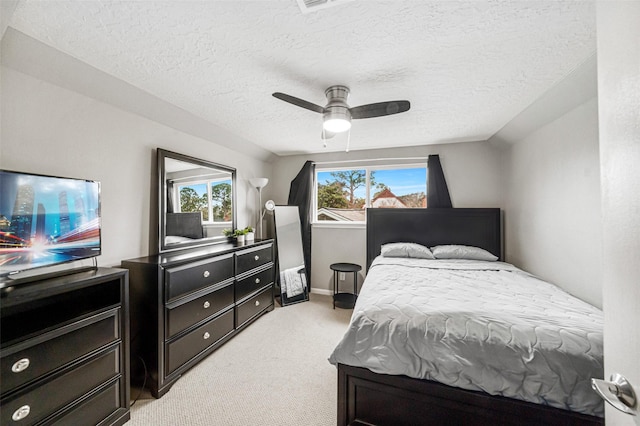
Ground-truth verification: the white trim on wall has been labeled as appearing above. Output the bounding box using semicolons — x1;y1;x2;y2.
309;288;333;296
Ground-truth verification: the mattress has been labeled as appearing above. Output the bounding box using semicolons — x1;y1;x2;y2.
329;257;604;417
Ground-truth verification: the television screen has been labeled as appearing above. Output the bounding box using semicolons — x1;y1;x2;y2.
0;170;101;277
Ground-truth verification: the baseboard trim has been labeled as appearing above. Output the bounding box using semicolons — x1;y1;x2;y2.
310;288;333;296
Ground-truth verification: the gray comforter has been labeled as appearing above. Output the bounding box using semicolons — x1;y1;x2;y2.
329;257;604;417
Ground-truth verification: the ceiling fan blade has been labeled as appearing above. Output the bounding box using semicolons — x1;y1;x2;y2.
272;92;325;114
350;101;410;119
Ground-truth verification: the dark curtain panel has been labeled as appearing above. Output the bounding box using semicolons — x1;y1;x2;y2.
167;181;175;213
427;155;452;208
287;160;315;287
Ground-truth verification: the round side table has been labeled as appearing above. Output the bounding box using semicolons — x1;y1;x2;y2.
330;262;361;309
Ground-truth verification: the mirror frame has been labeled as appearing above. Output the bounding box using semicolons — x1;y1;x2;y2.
158;148;237;253
273;205;309;306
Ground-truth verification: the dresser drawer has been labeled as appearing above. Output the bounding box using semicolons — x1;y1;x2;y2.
236;266;273;302
236;286;273;328
1;278;122;346
165;309;234;375
166;282;234;338
1;311;119;396
0;347;119;425
165;255;234;301
235;245;273;275
52;380;122;426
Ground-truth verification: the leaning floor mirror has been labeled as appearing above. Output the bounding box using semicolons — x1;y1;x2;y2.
273;205;309;306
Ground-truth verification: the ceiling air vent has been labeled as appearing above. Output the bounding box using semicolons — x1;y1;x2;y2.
296;0;354;14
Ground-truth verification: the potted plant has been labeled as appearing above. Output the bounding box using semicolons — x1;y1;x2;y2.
223;228;235;240
244;226;255;241
234;228;247;243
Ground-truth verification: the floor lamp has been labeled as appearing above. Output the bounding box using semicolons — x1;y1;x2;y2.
249;178;269;239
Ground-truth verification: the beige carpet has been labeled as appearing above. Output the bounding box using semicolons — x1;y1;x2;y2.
128;293;352;425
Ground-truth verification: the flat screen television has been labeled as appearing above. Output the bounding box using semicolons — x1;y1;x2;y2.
0;170;101;278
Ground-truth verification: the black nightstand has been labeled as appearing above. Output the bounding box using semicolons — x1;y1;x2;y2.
330;262;361;309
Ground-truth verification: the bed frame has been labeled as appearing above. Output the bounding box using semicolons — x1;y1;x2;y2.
365;207;502;270
337;208;603;426
166;212;204;239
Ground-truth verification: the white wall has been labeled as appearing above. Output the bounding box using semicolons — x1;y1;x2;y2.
597;1;640;423
501;98;602;307
1;24;605;314
0;65;270;268
270;142;504;294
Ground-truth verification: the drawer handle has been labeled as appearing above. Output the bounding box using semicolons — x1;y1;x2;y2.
255;300;260;307
203;270;210;278
255;278;260;284
254;255;260;261
203;301;210;309
203;332;210;340
12;358;30;373
12;405;30;421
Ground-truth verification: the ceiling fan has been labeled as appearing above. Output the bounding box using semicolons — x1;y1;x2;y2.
272;85;410;139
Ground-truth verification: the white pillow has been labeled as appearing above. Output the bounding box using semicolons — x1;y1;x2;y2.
430;245;498;261
381;243;435;259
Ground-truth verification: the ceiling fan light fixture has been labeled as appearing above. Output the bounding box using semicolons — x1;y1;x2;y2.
323;118;351;133
323;107;351;133
273;85;410;139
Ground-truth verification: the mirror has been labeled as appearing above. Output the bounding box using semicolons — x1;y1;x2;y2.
273;205;309;306
158;148;236;252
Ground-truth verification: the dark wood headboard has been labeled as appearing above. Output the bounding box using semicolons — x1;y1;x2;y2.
366;208;502;271
166;212;204;239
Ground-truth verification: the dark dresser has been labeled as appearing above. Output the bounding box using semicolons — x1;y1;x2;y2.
122;239;274;398
0;268;130;426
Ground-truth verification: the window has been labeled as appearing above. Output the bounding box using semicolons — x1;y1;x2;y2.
177;178;232;223
315;164;427;223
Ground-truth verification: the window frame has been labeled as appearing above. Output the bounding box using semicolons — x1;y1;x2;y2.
313;162;427;225
175;177;233;225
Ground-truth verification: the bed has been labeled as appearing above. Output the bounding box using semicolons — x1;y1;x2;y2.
329;208;604;426
165;212;204;244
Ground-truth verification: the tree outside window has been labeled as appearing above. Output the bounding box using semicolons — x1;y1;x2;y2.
178;179;232;223
211;182;232;222
316;165;427;222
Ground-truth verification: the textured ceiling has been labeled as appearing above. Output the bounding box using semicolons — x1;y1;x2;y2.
7;0;596;156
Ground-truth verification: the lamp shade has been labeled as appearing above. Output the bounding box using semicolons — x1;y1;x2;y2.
249;177;269;189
